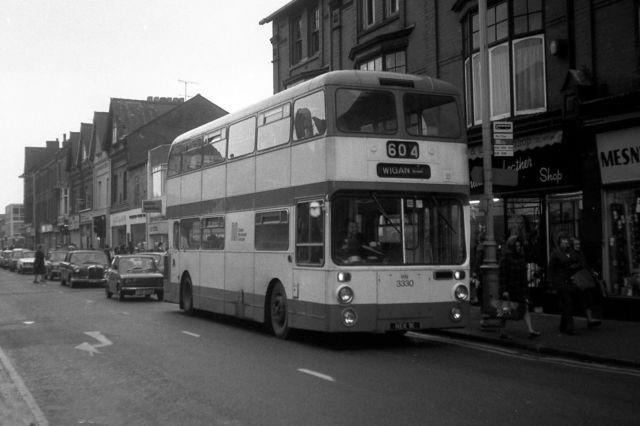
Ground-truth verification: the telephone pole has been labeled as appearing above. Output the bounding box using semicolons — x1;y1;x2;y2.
177;79;198;100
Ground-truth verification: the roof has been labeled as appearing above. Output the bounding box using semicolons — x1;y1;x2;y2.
108;97;183;147
259;0;302;25
124;94;227;168
76;122;94;166
90;111;109;158
67;132;80;171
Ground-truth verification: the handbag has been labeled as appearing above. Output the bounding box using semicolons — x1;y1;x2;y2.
571;268;596;290
490;298;524;320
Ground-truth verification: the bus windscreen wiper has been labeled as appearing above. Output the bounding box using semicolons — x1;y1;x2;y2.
371;193;402;234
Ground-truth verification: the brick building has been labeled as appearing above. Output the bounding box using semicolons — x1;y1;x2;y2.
261;0;640;314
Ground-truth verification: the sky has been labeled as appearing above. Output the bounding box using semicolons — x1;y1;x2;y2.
0;0;286;211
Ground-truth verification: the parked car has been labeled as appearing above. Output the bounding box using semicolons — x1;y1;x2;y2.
59;250;110;288
0;250;12;268
105;254;164;301
16;250;36;274
9;249;31;272
44;250;69;280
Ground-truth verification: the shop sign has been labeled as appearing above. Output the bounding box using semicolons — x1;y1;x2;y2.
469;142;577;194
148;221;168;235
111;213;127;227
596;127;640;184
142;199;163;213
79;212;93;224
40;224;53;233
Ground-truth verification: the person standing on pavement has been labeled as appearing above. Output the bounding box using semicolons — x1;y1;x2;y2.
571;238;602;329
498;236;540;339
549;233;582;335
33;245;45;284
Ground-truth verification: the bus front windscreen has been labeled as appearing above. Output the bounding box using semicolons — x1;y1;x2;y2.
332;193;465;266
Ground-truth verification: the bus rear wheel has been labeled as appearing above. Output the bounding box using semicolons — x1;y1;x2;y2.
266;282;290;339
181;276;195;315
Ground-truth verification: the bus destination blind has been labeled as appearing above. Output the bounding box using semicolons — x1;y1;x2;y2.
376;163;431;179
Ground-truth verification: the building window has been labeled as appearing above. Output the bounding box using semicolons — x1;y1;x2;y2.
463;0;546;125
133;176;141;206
359;50;406;73
112;174;118;205
292;15;303;64
386;0;399;16
122;171;127;202
362;0;377;28
308;6;320;57
151;165;166;198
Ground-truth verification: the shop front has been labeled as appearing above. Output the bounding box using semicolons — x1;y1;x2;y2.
110;209;148;252
469;130;581;309
110;212;127;251
148;219;168;251
596;126;640;300
79;211;93;249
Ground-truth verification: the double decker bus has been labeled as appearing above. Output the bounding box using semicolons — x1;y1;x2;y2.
164;70;470;338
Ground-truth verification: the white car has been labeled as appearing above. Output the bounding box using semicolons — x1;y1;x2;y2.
16;250;36;274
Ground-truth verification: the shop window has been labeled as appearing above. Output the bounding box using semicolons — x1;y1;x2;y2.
255;210;289;251
606;189;640;296
296;201;324;265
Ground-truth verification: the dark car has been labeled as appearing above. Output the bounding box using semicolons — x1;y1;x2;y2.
45;250;69;280
105;254;164;301
59;250;110;288
1;250;14;269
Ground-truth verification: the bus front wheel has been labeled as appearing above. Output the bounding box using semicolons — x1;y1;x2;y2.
266;281;290;339
181;276;195;315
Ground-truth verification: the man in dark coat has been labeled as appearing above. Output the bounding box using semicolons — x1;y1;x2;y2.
33;245;46;283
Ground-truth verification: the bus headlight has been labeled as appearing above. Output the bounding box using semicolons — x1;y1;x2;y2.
341;308;358;327
337;285;354;304
454;270;466;280
454;284;469;301
337;272;351;282
450;307;463;322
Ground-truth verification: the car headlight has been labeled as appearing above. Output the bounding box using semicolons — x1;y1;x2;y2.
454;284;469;301
337;285;354;304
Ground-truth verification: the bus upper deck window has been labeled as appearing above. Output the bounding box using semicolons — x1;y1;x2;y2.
403;93;461;138
293;91;326;141
336;89;397;134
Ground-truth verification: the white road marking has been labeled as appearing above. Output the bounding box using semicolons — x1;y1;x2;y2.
414;333;640;378
298;368;335;382
182;331;200;338
75;331;113;356
23;321;34;325
0;344;49;425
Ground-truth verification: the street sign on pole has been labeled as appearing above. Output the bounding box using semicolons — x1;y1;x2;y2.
492;121;514;157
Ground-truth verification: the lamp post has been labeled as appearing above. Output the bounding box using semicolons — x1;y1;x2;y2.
479;0;500;314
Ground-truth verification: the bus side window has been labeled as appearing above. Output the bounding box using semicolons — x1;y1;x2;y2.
172;222;180;250
293;91;326;141
296;201;324;266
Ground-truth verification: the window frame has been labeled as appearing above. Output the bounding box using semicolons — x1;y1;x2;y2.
257;103;292;151
362;0;377;29
308;5;320;57
201;216;225;250
295;200;325;266
227;116;257;160
202;128;227;167
512;34;547;116
255;210;290;252
293;90;327;142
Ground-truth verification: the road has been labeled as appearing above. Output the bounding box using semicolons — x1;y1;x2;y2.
0;268;638;426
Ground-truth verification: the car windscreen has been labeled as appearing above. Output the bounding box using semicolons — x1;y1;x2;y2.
70;252;108;265
119;257;158;273
23;251;35;258
49;252;67;261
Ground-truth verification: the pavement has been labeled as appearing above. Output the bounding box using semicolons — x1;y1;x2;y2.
430;305;640;369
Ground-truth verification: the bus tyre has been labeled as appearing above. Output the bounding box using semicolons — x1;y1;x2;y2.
181;277;195;315
266;282;290;339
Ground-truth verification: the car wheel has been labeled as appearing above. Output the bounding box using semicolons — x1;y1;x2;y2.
266;281;290;339
156;290;164;302
180;276;194;315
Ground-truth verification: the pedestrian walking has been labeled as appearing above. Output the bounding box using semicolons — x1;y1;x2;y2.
497;236;540;339
549;233;582;335
33;245;45;283
571;238;602;329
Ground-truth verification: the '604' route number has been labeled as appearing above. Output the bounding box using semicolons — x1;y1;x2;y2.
387;141;419;159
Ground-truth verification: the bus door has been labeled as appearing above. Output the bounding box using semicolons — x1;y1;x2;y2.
292;200;326;323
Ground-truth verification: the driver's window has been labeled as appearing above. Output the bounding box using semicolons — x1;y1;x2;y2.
296;200;324;266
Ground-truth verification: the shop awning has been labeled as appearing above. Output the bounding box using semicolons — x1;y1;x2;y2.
468;130;563;160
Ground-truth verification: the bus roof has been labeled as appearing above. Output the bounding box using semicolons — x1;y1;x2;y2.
171;70;460;146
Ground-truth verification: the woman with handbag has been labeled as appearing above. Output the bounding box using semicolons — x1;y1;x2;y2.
498;236;540;339
571;238;602;329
